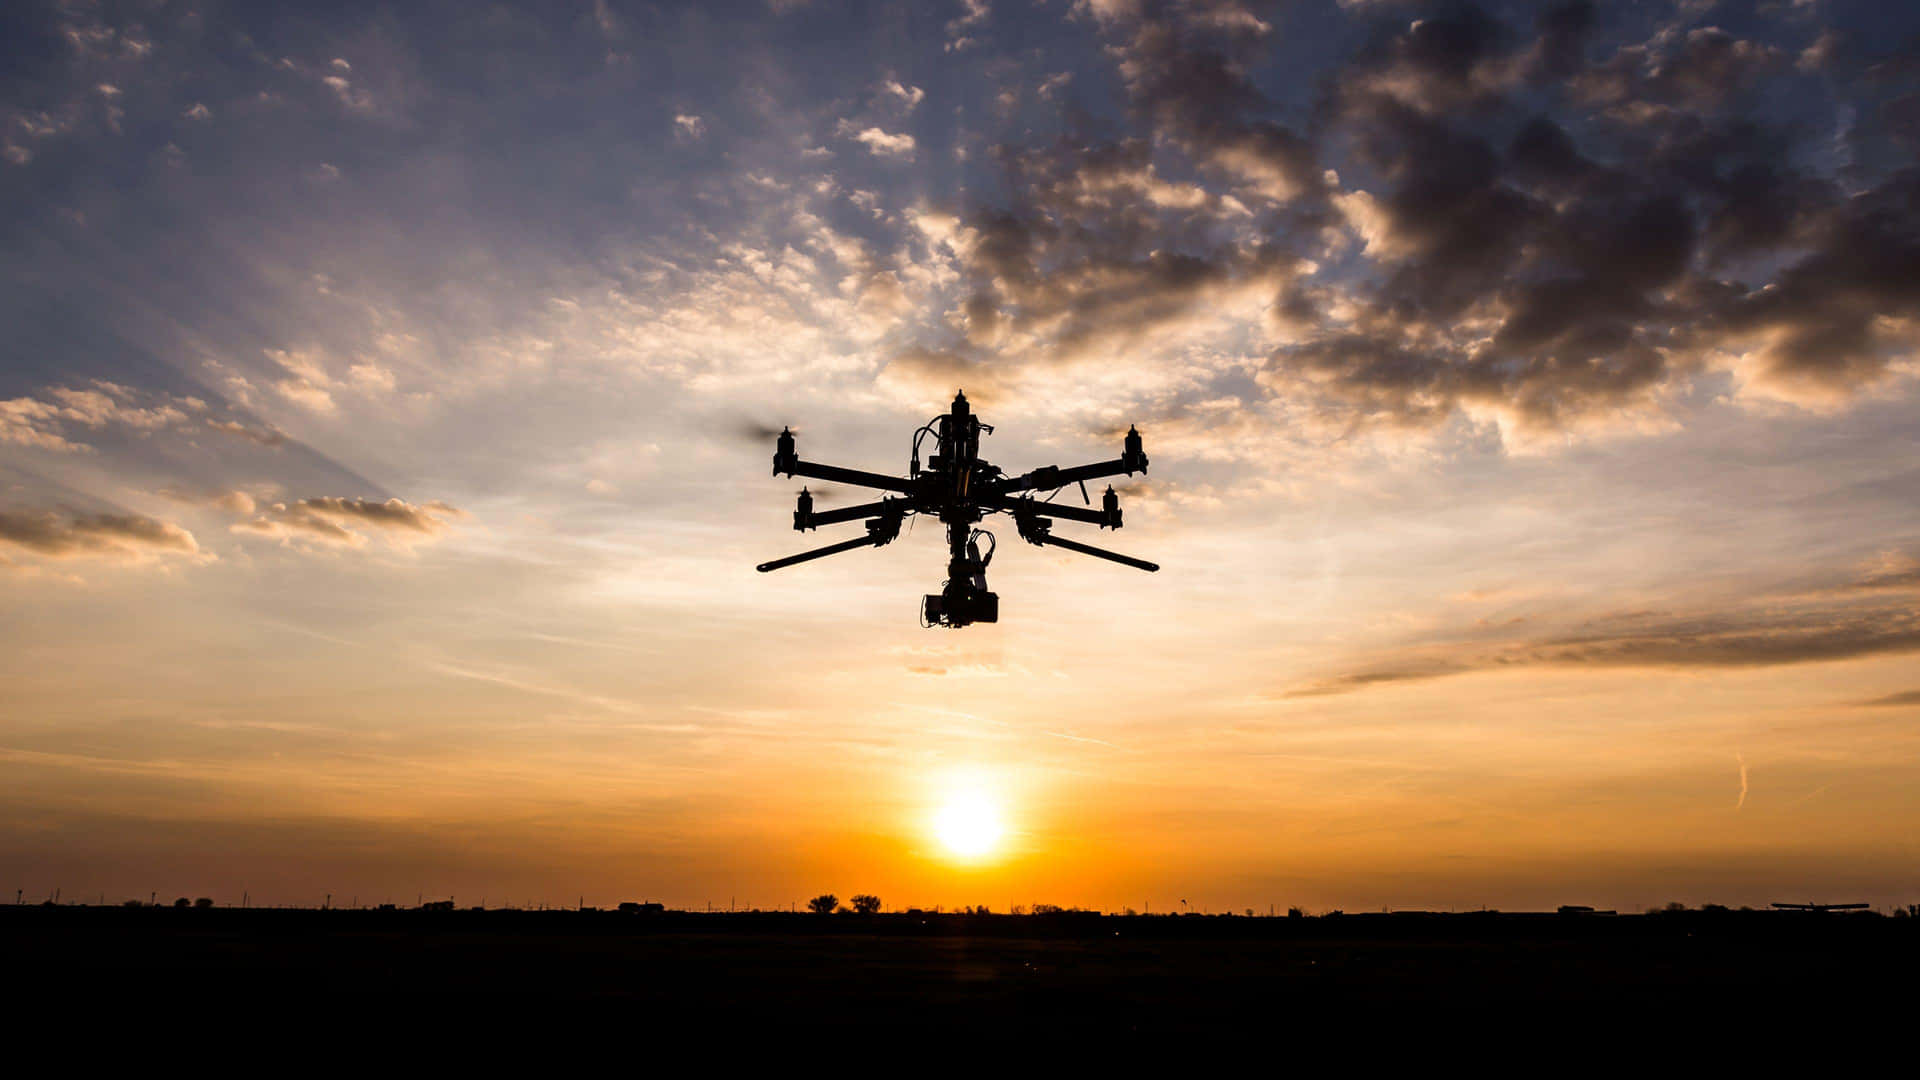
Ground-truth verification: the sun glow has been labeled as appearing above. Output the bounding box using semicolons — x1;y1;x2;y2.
934;790;1005;859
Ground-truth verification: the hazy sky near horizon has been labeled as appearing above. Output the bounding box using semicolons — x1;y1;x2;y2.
4;0;1920;912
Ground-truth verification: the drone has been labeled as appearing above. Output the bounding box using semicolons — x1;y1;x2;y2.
758;390;1158;627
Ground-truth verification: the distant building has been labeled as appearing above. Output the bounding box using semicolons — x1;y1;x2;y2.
617;902;665;914
421;900;455;912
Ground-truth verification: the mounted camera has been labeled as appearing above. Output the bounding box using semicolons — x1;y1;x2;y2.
923;583;999;628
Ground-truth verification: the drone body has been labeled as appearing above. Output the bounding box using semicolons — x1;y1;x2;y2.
758;391;1156;627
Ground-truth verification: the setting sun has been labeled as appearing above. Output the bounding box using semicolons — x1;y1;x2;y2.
934;791;1005;860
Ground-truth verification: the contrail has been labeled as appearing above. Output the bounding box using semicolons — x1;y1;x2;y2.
1045;730;1120;749
1735;752;1749;810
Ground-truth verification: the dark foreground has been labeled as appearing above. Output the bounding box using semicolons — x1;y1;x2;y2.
6;906;1914;1040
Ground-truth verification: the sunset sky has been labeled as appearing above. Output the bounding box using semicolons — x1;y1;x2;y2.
5;0;1919;914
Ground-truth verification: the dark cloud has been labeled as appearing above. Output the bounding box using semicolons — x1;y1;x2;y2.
1575;27;1785;118
1341;0;1517;112
0;508;200;560
894;2;1920;440
934;130;1310;367
881;346;1017;406
1698;169;1920;397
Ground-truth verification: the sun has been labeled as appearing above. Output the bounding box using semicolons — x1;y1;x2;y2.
934;790;1004;859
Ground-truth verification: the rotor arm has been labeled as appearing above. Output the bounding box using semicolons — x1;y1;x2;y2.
985;491;1123;529
1011;502;1157;572
756;533;887;573
772;427;916;494
1033;532;1160;573
794;497;899;531
785;460;918;494
997;459;1128;495
993;425;1149;496
757;509;904;572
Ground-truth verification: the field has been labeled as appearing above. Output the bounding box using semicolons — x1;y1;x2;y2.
6;905;1914;1038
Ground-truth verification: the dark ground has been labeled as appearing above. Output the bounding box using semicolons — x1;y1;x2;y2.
5;906;1913;1043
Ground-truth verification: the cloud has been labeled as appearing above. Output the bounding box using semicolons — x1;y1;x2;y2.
0;383;195;451
879;79;925;110
891;1;1920;449
204;418;288;448
1286;597;1920;698
1841;549;1920;594
1;396;86;451
880;346;1016;406
839;122;916;159
157;487;259;515
1856;690;1920;708
265;348;336;413
232;497;466;550
0;509;201;562
946;0;990;50
673;113;706;139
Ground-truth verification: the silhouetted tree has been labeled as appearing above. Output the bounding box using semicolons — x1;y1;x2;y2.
850;894;881;914
194;897;214;909
807;893;839;915
173;897;190;908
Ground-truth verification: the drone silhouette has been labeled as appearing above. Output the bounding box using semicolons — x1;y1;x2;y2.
758;390;1157;627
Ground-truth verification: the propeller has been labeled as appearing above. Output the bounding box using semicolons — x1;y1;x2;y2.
732;418;801;445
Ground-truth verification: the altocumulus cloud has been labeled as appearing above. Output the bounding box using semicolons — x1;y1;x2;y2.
0;382;200;452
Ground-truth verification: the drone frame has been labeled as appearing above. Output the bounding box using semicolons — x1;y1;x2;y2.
757;390;1156;627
